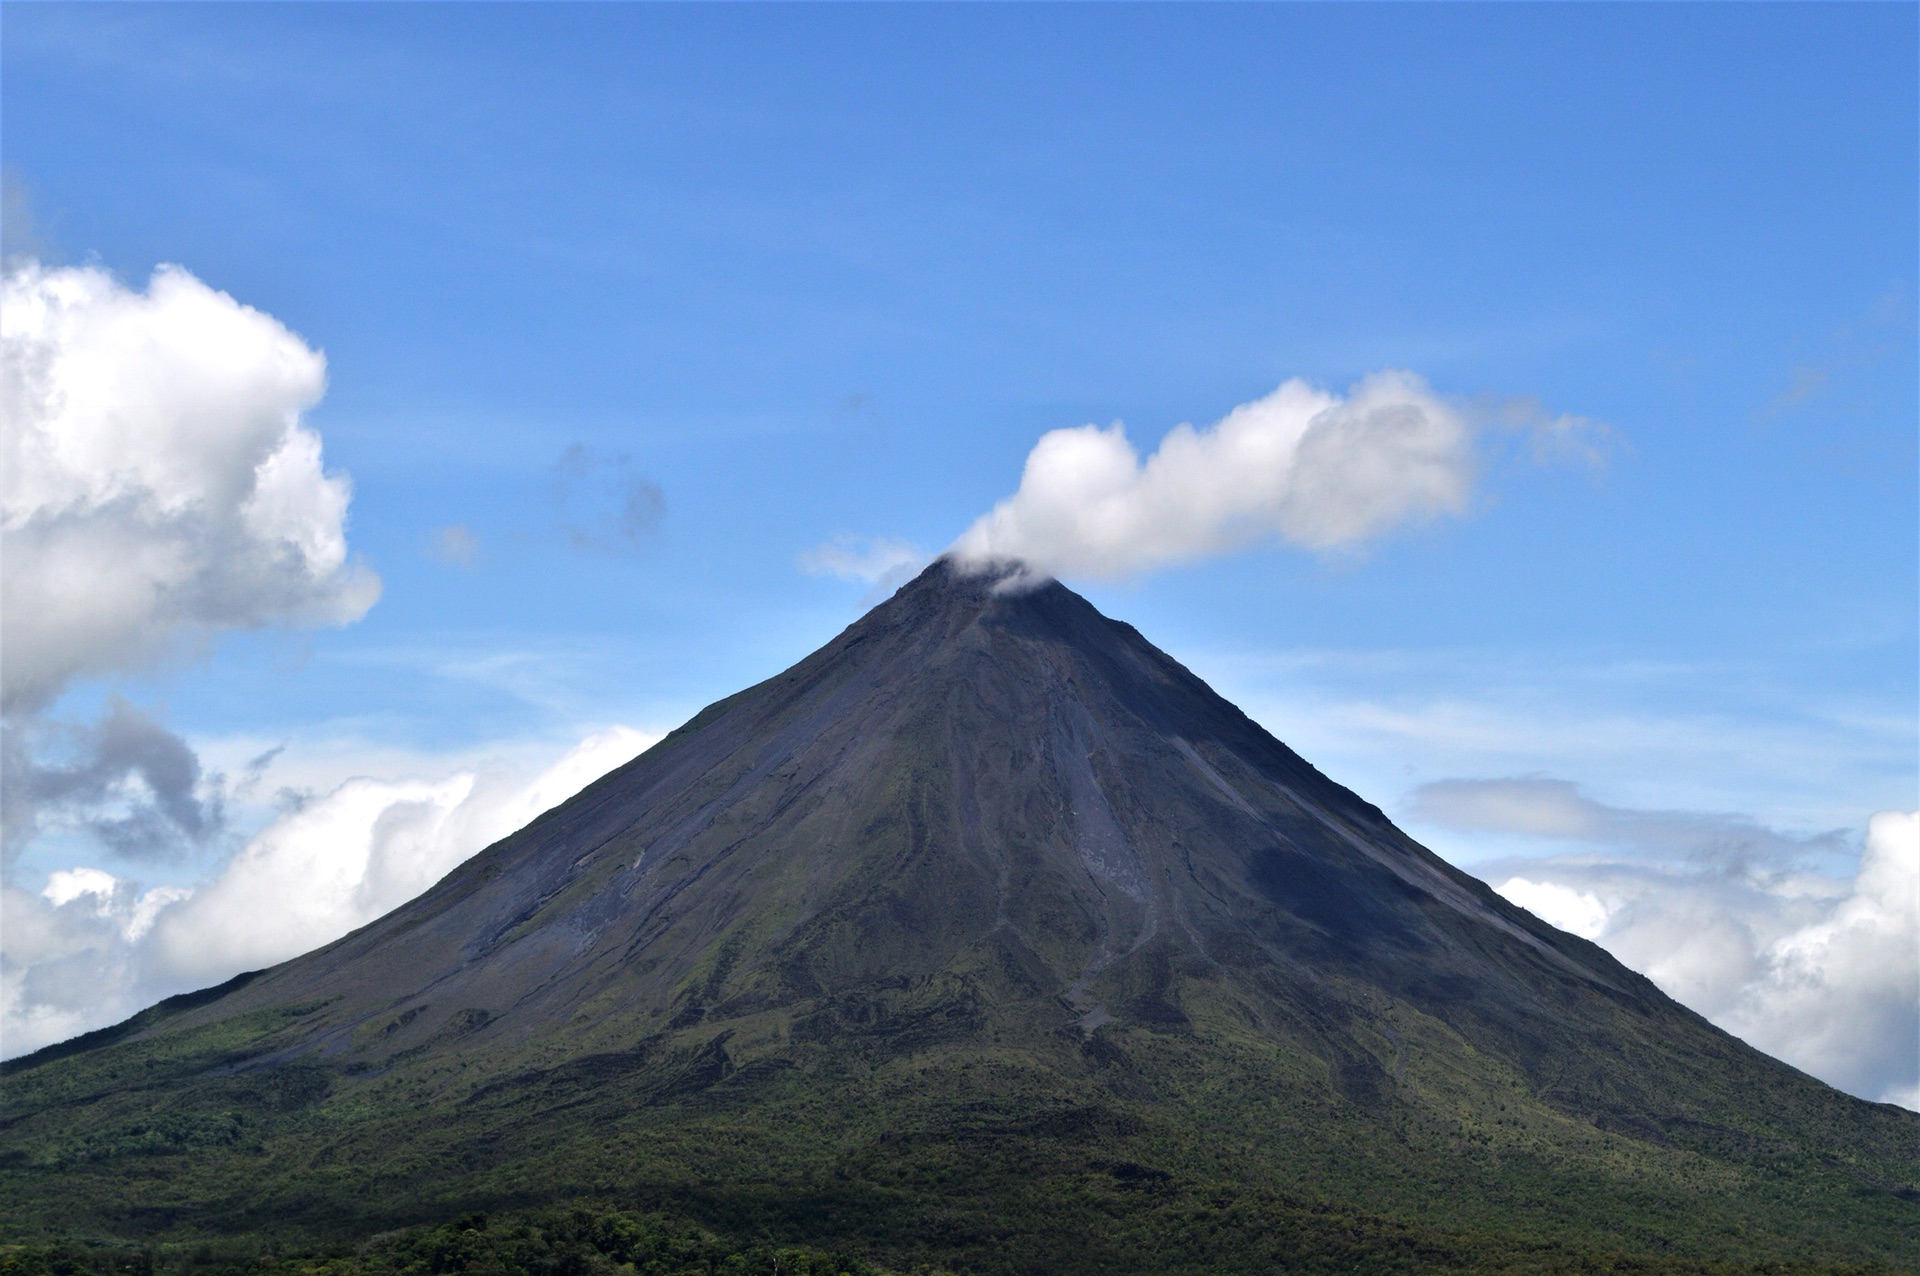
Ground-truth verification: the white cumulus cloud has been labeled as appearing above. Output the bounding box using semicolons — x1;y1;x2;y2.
0;260;379;713
1715;810;1918;1106
951;371;1487;581
1;725;658;1059
1494;877;1610;940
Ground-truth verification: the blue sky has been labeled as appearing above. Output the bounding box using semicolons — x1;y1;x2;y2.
2;4;1915;1098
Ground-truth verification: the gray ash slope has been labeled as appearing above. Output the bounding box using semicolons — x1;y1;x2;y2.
6;558;1916;1265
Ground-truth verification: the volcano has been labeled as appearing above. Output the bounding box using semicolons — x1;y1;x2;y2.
5;561;1915;1272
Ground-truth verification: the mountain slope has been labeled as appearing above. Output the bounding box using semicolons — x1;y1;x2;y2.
4;561;1915;1272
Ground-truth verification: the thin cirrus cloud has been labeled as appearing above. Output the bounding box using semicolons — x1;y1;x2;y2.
948;371;1608;582
1;725;658;1059
1407;776;1919;1110
1405;775;1848;867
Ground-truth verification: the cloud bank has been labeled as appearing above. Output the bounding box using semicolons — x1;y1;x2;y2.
1;260;382;881
1;261;380;713
1410;777;1917;1109
951;372;1497;580
1;726;656;1058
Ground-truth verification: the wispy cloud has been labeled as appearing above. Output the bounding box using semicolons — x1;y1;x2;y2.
1760;364;1830;418
1406;776;1845;870
1194;645;1915;838
1;168;51;264
799;533;929;604
551;444;665;555
1481;393;1619;470
1756;290;1914;423
320;637;663;725
428;523;480;569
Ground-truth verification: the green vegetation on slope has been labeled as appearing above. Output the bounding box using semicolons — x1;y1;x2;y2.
2;997;1915;1275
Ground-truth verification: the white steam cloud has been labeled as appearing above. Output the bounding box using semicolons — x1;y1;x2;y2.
1;260;379;713
952;372;1497;580
1410;778;1918;1109
1;726;657;1058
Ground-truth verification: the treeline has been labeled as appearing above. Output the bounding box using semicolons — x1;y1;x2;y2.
0;1211;895;1276
1;1201;1907;1276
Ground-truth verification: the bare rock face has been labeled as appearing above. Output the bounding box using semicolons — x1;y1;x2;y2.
5;559;1915;1268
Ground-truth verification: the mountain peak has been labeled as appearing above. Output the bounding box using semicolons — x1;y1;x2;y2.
857;553;1065;633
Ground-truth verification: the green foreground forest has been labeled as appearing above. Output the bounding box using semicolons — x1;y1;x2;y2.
4;1202;1913;1276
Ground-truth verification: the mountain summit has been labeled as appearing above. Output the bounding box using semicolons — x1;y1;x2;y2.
5;560;1915;1272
